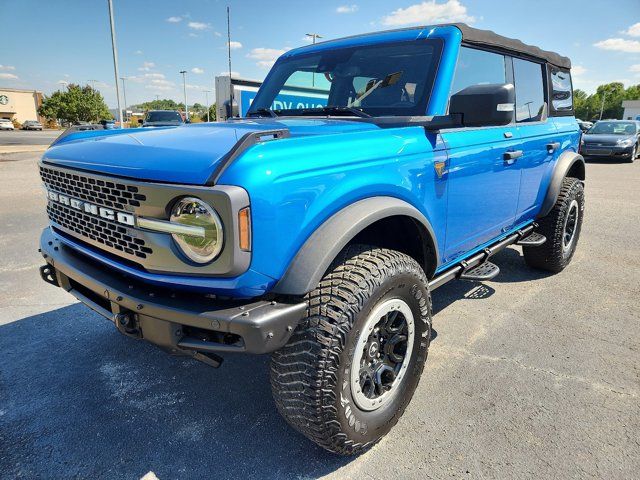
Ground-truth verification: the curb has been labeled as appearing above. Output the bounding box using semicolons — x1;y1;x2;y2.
0;145;49;154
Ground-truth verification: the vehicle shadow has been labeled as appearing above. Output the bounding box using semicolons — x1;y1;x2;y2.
0;305;350;479
584;157;633;164
431;246;551;318
0;247;552;479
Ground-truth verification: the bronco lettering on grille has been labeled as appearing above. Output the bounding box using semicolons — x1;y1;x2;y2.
47;190;135;227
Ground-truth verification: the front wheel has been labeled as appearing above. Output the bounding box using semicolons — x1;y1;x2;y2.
270;245;432;455
524;176;584;272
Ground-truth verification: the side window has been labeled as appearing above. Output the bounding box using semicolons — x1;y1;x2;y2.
513;58;545;122
550;68;573;112
450;47;506;96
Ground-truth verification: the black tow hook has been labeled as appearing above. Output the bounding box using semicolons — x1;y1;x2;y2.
39;265;59;287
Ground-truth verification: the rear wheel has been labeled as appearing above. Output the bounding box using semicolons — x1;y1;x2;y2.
270;245;432;455
524;177;584;272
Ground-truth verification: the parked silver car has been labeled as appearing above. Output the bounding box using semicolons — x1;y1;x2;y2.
22;120;43;131
0;118;14;131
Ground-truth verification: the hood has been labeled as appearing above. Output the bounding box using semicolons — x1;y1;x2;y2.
582;133;635;145
43;118;380;185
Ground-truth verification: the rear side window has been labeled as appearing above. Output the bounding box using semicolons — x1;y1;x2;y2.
450;47;506;95
550;68;573;112
513;58;545;123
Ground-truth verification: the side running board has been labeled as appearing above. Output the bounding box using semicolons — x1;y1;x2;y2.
516;231;547;247
459;261;500;281
429;224;538;291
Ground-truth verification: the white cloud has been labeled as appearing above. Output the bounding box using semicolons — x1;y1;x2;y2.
134;50;143;55
138;61;156;72
214;31;222;37
166;16;182;23
220;70;240;77
630;64;640;76
0;73;18;80
247;47;288;68
572;65;587;76
622;22;640;37
227;41;243;50
593;38;640;53
382;0;475;26
57;80;69;85
188;33;199;38
185;83;205;90
336;4;358;13
0;65;16;71
191;67;204;74
188;21;210;30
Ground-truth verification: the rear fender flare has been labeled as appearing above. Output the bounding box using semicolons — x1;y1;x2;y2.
538;151;585;218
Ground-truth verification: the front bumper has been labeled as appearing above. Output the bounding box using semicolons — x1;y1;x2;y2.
39;227;306;358
581;145;634;159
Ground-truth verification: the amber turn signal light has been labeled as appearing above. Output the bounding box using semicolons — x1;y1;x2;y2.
238;207;251;251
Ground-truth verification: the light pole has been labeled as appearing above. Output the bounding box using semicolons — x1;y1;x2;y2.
599;90;607;120
305;33;323;87
120;77;128;122
203;90;211;122
179;70;189;121
107;0;124;128
524;101;533;120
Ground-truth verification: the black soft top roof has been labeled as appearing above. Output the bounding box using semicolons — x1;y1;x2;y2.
450;23;571;69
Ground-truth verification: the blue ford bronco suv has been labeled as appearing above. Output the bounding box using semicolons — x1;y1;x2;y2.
38;24;584;454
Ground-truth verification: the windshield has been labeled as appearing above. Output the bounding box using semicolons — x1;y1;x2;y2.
587;121;637;135
145;111;183;123
247;39;442;118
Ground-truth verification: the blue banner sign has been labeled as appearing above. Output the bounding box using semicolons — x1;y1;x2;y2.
239;89;328;116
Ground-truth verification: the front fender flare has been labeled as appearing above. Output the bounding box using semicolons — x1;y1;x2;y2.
272;196;439;296
538;151;585;218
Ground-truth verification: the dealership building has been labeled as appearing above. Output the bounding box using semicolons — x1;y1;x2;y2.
621;100;640;120
0;87;44;123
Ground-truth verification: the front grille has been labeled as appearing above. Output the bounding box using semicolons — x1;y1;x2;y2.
47;201;153;259
40;165;146;210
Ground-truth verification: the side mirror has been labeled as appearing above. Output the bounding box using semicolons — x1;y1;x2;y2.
449;83;514;127
138;119;144;124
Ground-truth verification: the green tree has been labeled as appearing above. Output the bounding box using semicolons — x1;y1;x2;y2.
39;84;111;124
133;99;184;112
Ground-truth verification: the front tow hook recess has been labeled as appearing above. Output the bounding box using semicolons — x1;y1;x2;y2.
113;312;141;338
39;264;59;287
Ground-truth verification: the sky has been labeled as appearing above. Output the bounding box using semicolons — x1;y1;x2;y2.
1;0;639;108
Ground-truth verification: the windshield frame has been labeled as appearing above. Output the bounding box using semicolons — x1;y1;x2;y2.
246;38;444;119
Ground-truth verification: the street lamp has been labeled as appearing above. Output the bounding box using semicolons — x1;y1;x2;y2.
599;90;607;120
119;77;128;122
305;33;323;87
203;89;211;122
107;0;124;128
179;70;189;121
524;101;533;120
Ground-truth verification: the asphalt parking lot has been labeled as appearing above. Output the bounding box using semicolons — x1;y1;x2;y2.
0;129;61;146
0;152;638;479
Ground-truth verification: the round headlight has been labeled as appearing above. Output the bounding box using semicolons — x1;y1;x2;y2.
170;197;223;263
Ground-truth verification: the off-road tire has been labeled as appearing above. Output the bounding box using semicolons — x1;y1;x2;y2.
523;176;584;272
270;245;432;455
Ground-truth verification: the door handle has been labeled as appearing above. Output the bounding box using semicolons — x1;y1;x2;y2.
503;150;523;165
546;142;561;153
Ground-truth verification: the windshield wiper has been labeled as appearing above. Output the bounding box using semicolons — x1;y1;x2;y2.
319;106;371;118
247;108;279;118
279;106;371;118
